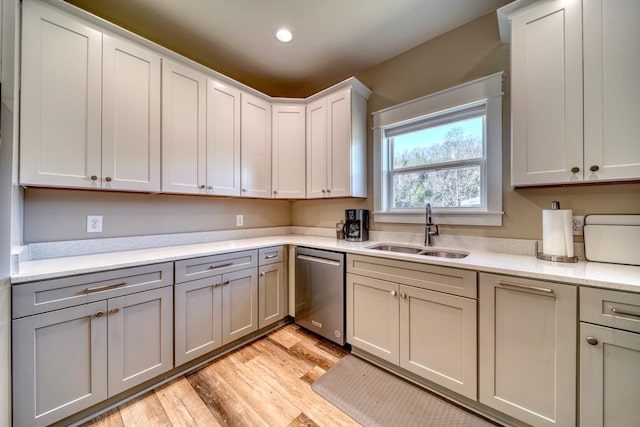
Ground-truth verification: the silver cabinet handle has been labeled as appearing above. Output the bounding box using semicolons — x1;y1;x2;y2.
86;281;127;293
207;185;213;190
390;290;397;296
586;336;598;346
321;189;326;193
90;175;98;181
260;272;265;277
611;307;640;319
590;165;600;172
400;292;407;299
110;307;120;314
296;254;341;266
273;190;277;194
326;189;331;193
94;311;105;318
199;184;205;189
223;280;230;286
105;177;112;182
208;262;233;270
213;282;222;288
265;254;278;259
242;188;247;192
571;166;580;173
498;281;553;294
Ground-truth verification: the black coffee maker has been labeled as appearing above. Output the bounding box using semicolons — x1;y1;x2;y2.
343;209;369;242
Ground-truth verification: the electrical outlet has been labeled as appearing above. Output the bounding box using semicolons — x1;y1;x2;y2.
236;215;244;227
572;215;585;236
87;215;103;233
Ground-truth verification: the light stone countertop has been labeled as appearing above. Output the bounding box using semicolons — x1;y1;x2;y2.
10;233;640;293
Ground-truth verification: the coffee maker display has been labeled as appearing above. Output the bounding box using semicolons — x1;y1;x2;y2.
343;209;369;242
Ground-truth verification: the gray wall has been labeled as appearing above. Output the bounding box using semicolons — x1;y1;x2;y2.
23;189;292;242
1;0;19;424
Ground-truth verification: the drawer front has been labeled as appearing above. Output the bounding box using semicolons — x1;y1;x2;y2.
581;287;640;334
175;250;258;283
12;262;173;319
347;254;477;298
258;246;284;265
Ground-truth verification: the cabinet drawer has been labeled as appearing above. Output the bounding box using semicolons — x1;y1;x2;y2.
347;254;477;298
175;250;258;283
581;287;640;334
12;262;173;319
258;246;284;265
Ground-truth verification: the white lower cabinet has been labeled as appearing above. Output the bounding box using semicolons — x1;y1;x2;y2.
174;251;259;366
479;273;576;427
258;262;286;329
12;264;174;427
346;254;477;400
579;287;640;427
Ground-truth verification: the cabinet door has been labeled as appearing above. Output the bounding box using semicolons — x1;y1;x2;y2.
241;94;272;198
346;273;399;364
272;104;306;198
583;0;640;182
206;79;241;196
326;88;352;197
510;0;583;186
107;287;173;396
306;98;328;198
580;323;640;427
258;262;286;328
162;59;207;194
479;273;576;426
399;285;477;399
12;301;108;427
222;268;258;344
174;275;223;366
20;0;102;188
102;35;161;192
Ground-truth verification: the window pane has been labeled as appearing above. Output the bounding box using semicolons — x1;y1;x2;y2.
392;117;484;169
392;166;481;208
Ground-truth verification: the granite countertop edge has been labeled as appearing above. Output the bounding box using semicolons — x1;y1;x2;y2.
11;234;640;293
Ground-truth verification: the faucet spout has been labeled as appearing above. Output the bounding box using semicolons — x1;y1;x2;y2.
424;203;439;246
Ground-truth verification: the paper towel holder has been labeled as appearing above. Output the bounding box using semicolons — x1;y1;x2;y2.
535;241;578;263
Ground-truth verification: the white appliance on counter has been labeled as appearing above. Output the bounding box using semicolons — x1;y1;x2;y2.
584;214;640;266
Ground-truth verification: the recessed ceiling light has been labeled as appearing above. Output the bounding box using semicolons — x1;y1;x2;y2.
276;28;293;43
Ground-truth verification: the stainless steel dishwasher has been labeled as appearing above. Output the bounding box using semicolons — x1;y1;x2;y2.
295;247;346;345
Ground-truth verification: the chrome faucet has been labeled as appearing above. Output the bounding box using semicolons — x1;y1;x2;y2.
424;203;439;246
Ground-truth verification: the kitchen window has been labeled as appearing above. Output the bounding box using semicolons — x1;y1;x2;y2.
372;72;504;226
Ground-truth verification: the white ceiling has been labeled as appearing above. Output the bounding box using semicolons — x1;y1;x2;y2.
65;0;512;96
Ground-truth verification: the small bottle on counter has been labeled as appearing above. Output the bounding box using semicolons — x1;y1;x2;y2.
336;220;345;240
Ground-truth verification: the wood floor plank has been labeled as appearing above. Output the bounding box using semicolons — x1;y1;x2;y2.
289;339;337;371
268;325;303;349
300;365;326;385
212;353;302;425
288;412;320;427
188;364;268;427
119;392;172;426
154;378;222;427
254;337;314;377
233;341;260;363
83;408;124;427
246;353;358;427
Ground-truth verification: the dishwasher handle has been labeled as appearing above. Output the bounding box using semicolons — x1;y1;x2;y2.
296;254;341;266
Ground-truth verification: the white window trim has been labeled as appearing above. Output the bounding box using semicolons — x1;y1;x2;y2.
372;72;504;226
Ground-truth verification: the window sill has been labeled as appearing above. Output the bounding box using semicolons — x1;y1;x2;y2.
373;211;504;226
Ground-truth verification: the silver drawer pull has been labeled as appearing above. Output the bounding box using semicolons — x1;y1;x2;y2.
86;281;128;293
110;307;120;314
611;307;640;319
94;311;105;318
264;254;278;259
296;254;341;266
208;262;233;270
498;281;554;294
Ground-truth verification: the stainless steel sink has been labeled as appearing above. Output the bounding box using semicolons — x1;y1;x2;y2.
367;243;469;259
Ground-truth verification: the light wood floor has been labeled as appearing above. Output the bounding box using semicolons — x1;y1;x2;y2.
83;324;359;427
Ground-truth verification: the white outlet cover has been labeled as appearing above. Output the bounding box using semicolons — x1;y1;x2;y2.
572;215;585;236
236;215;244;227
87;215;103;233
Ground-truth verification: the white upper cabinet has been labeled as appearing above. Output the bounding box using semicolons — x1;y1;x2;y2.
20;0;161;192
508;0;583;186
20;0;102;188
583;0;640;182
306;84;369;198
161;59;207;194
272;104;306;199
102;35;161;192
506;0;640;186
206;80;242;196
241;93;272;198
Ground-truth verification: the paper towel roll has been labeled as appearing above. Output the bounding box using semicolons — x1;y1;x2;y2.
542;209;574;257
